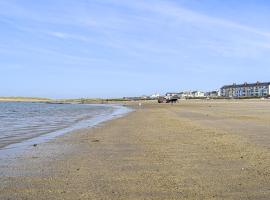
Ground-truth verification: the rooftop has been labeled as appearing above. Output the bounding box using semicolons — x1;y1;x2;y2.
221;82;270;89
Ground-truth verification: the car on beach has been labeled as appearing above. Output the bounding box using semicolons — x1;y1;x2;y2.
158;96;179;103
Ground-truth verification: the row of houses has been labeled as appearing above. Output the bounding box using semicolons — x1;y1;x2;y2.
123;81;270;101
165;90;220;99
164;81;270;100
220;82;270;98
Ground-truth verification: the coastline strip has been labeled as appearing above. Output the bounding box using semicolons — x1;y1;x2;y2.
0;104;131;159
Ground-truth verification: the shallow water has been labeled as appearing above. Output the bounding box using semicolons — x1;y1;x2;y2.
0;102;119;149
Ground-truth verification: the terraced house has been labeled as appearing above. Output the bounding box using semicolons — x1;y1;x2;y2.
221;82;270;98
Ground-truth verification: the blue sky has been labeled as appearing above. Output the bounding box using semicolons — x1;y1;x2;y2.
1;0;270;98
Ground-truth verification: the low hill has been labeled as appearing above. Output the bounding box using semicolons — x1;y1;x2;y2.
0;97;51;102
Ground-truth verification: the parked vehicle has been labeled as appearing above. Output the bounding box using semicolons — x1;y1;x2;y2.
158;96;178;103
158;96;166;103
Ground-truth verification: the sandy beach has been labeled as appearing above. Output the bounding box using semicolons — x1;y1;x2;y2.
1;100;270;199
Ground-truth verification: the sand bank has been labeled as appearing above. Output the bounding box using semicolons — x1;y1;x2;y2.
1;101;270;199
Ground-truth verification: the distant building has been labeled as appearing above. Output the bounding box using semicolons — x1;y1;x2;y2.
178;91;193;98
150;93;160;99
205;90;220;98
165;92;181;97
165;92;181;100
141;95;150;99
221;82;270;98
165;91;206;99
165;92;180;101
191;91;205;98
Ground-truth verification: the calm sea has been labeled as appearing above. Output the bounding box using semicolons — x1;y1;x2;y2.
0;102;123;149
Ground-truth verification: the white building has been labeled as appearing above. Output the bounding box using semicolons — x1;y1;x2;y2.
150;93;160;99
165;92;181;97
205;90;220;97
191;91;205;98
179;91;193;98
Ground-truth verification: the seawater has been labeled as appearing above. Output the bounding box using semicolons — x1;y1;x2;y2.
0;102;128;150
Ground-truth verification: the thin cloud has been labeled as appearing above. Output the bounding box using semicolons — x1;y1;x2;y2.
105;0;270;38
1;0;270;60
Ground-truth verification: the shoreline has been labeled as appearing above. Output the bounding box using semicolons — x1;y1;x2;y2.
0;104;132;160
1;101;270;199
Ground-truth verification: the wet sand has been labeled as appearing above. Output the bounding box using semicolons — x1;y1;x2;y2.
1;100;270;199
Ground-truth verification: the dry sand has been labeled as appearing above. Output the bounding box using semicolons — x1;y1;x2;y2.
1;100;270;199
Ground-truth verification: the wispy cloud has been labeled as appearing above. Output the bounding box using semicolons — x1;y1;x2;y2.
103;0;270;38
1;1;270;63
2;0;270;57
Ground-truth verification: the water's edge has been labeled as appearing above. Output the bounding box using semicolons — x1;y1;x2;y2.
0;104;132;159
